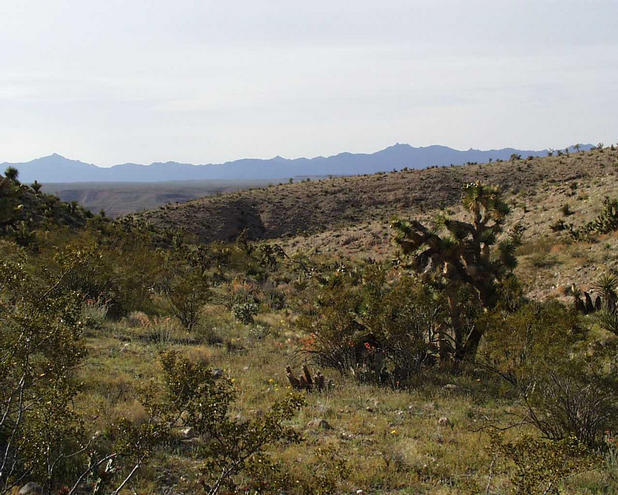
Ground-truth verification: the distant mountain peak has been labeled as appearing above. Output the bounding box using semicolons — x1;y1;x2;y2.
4;143;594;183
38;153;66;160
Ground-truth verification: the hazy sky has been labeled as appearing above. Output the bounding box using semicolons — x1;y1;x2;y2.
1;0;617;165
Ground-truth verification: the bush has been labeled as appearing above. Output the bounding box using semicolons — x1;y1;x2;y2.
158;351;305;494
598;309;618;335
490;433;600;494
300;266;442;384
480;300;581;385
0;256;87;492
523;371;617;447
165;271;211;331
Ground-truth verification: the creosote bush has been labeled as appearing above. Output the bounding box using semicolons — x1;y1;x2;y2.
158;351;306;494
299;265;442;384
490;433;600;495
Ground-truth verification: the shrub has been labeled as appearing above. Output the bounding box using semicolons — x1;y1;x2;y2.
560;203;573;216
0;255;87;492
0;251;165;493
522;370;617;448
570;196;618;239
81;297;109;329
490;433;600;494
158;351;305;494
480;300;581;384
300;266;442;384
597;309;618;335
165;271;211;331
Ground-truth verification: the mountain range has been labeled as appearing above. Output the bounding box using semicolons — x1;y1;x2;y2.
2;144;591;183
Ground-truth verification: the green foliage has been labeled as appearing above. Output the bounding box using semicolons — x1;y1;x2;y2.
490;433;600;494
0;246;166;493
523;371;617;448
0;253;86;492
481;299;617;446
0;171;92;246
480;300;581;384
4;166;19;182
45;227;166;318
158;351;305;494
300;264;443;384
569;196;618;239
164;269;211;331
597;309;618;335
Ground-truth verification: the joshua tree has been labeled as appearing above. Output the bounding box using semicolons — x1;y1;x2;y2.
592;273;617;312
4;166;19;183
392;182;519;361
31;180;42;193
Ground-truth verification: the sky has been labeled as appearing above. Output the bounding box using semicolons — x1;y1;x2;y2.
1;0;617;166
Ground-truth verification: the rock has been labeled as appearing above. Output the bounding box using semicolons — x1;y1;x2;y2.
179;426;195;439
19;482;43;495
308;418;333;430
438;416;452;427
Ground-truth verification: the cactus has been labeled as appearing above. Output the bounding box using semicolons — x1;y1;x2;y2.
285;365;326;392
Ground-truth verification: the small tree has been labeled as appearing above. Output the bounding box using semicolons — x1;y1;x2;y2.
392;182;520;361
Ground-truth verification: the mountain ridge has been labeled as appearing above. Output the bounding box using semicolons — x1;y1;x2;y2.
2;143;593;183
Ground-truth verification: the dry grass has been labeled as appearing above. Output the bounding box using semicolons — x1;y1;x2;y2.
75;301;615;493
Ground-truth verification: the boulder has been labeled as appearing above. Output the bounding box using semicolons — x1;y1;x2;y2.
19;482;43;495
308;418;333;430
438;416;452;427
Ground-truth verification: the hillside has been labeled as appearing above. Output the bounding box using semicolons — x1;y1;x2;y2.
0;171;92;239
141;147;618;304
141;147;617;244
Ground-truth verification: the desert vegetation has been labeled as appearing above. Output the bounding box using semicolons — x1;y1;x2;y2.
1;148;618;494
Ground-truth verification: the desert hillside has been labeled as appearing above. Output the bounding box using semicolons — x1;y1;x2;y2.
141;148;618;245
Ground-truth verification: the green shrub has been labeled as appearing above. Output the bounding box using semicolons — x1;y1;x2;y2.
300;265;442;384
480;300;581;385
164;270;211;331
490;433;599;494
158;351;305;494
523;371;617;447
0;254;87;492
